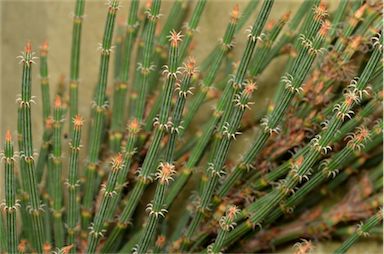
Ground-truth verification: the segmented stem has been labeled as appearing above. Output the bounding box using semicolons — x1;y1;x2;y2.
66;116;83;252
35;41;52;184
50;96;65;248
69;0;86;136
86;154;123;254
17;42;46;252
3;131;18;254
102;30;181;252
81;0;119;232
110;0;139;152
334;210;383;254
131;0;161;122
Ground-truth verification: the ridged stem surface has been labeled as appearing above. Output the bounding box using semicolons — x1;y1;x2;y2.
81;0;119;232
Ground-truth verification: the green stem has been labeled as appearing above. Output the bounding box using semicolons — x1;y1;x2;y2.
69;0;86;137
3;131;18;254
17;42;46;253
86;154;123;254
334;211;383;254
81;0;119;233
66;116;83;253
50;96;65;248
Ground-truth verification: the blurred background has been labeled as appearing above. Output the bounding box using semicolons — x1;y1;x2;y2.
0;0;382;253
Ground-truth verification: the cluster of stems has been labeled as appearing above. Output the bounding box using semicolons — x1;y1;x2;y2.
1;1;382;253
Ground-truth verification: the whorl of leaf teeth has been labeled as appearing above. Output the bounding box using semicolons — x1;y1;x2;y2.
181;57;198;76
168;30;183;48
73;115;84;129
17;41;37;67
313;2;328;22
127;118;141;134
345;127;371;152
219;205;240;231
111;153;124;172
156;162;176;185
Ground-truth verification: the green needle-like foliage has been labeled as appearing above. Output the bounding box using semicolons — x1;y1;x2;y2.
2;1;383;253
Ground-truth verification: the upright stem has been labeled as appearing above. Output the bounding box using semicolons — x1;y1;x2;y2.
66;116;83;252
69;0;86;136
3;131;18;254
110;0;140;152
17;42;46;253
50;96;65;248
81;0;119;233
101;30;181;253
86;154;123;254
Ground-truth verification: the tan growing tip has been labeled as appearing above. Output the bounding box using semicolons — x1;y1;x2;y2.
231;4;240;22
54;95;62;108
25;41;32;53
45;117;54;129
5;129;12;142
354;4;367;19
350;36;363;50
111;153;124;170
226;205;240;221
117;16;125;27
155;235;166;248
314;2;328;21
40;40;48;55
128;118;140;133
244;81;257;95
145;0;152;10
282;11;291;22
355;127;370;143
319;20;331;37
168;30;183;47
73;115;84;128
266;19;276;31
157;162;176;184
184;57;198;75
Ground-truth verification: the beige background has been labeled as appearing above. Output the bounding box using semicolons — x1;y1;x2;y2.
0;1;382;253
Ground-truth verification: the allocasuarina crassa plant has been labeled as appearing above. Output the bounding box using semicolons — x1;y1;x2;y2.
1;0;383;253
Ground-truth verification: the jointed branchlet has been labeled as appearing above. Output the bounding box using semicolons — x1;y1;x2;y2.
81;0;120;233
66;115;83;252
334;209;383;254
217;7;331;202
86;154;123;253
17;42;46;252
69;0;86;137
208;205;240;254
102;29;182;252
47;96;66;248
2;131;19;254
